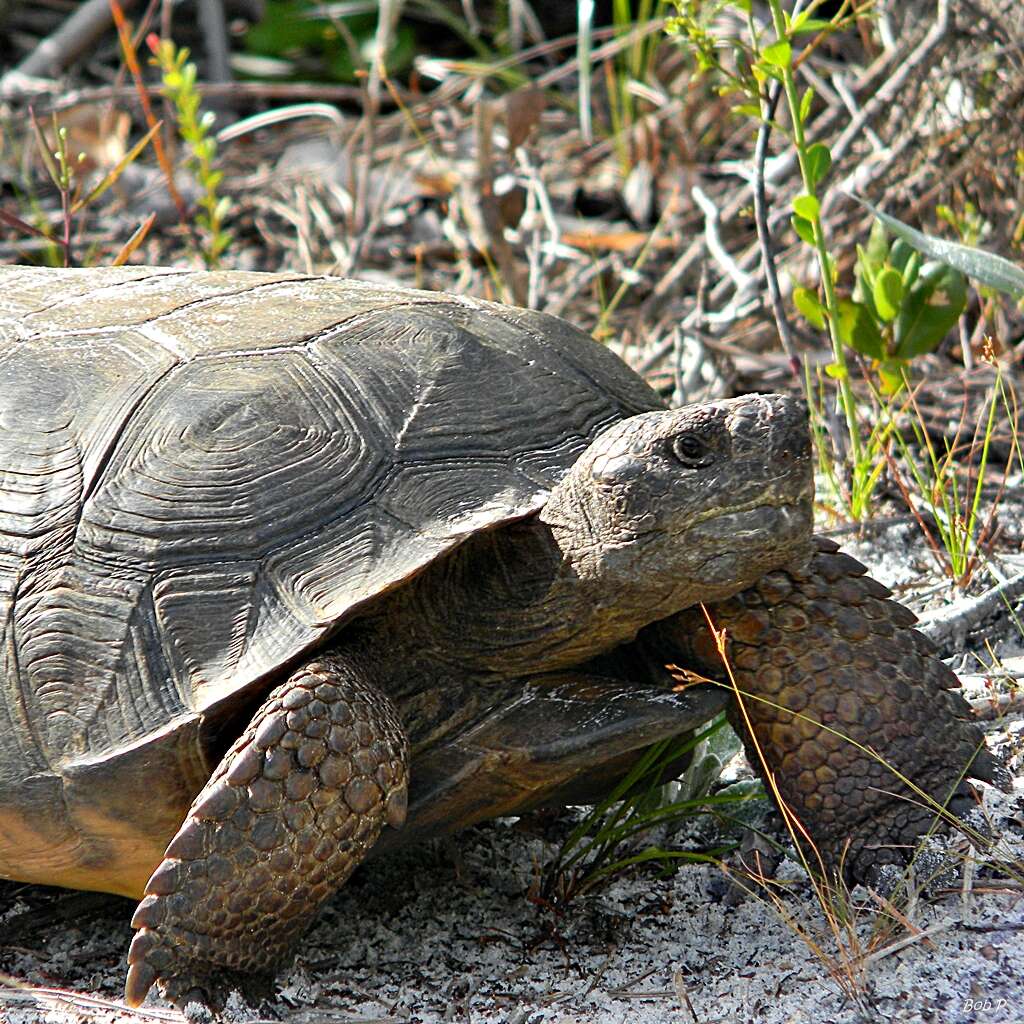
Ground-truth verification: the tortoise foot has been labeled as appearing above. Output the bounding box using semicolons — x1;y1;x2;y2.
651;536;1008;888
124;656;408;1008
834;774;998;891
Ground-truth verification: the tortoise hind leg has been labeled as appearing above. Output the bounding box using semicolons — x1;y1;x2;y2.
124;654;408;1008
649;536;1007;886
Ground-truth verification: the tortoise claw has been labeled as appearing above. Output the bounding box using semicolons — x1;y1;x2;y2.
125;931;220;1011
124;961;157;1008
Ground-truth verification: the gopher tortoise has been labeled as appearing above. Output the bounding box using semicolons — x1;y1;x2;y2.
0;266;1000;1007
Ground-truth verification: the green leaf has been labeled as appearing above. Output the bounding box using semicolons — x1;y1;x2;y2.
852;246;873;309
805;143;832;190
762;41;792;68
837;299;884;358
824;362;847;379
864;219;889;267
851;195;1024;298
799;87;814;123
872;267;904;322
893;262;968;358
900;249;922;290
793;193;820;221
793;286;826;329
734;103;762;118
791;214;815;245
877;360;907;396
790;17;832;35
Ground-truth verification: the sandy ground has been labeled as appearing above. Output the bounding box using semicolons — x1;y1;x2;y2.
2;801;1023;1024
2;519;1023;1024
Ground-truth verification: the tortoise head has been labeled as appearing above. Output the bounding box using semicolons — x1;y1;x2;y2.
540;393;814;614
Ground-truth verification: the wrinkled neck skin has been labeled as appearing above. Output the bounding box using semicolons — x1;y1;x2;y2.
337;499;809;759
337;512;684;758
355;514;675;684
537;486;696;650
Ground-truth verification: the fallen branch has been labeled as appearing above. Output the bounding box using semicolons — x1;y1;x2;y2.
2;0;142;83
917;570;1024;648
965;689;1024;720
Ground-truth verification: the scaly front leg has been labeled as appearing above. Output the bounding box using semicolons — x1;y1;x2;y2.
124;654;408;1008
650;536;1007;886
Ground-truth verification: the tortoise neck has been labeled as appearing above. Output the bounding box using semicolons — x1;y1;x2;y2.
370;515;679;678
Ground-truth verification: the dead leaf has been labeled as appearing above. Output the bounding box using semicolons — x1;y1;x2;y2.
504;86;545;150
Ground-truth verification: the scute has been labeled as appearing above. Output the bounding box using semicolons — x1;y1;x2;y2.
80;350;381;562
0;328;180;771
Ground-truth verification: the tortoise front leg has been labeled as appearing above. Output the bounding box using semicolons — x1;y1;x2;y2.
649;536;1006;886
124;654;408;1008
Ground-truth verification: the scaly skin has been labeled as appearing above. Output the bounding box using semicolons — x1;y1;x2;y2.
650;537;1006;884
125;657;408;1008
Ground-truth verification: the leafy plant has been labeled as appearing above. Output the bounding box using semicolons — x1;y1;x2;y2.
670;0;874;516
148;36;233;268
797;221;969;395
937;200;985;248
242;0;414;83
577;0;673;173
805;362;892;522
884;363;1011;586
854;196;1024;301
0;111;159;267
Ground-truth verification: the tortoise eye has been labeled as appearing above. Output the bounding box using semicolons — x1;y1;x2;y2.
671;433;710;466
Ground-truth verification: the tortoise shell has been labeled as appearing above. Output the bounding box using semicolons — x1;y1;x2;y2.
0;267;662;783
